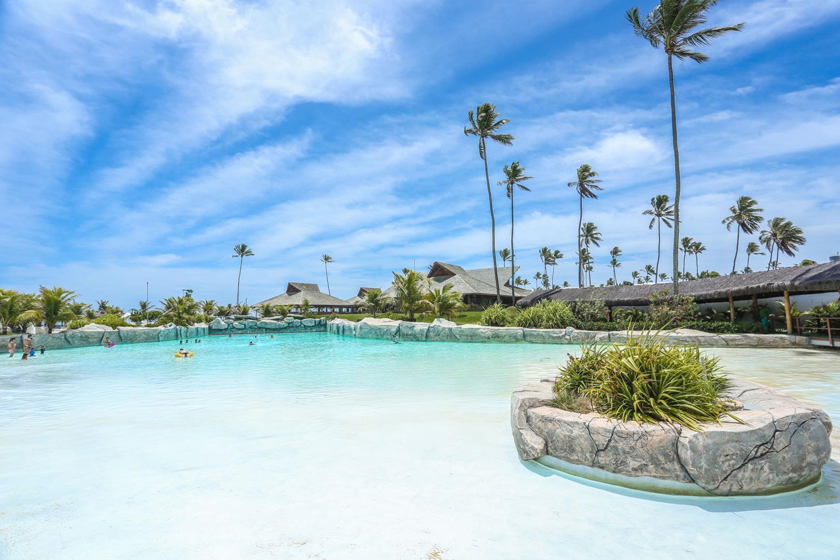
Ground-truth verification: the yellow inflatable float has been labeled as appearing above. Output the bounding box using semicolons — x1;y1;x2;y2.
174;351;194;358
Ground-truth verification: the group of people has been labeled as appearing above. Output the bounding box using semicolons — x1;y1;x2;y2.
7;335;46;360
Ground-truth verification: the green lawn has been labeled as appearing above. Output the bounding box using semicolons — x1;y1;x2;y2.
321;311;485;325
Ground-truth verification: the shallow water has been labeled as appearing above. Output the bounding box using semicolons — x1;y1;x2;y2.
1;334;839;559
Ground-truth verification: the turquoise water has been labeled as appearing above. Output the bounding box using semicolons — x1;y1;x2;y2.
1;334;839;559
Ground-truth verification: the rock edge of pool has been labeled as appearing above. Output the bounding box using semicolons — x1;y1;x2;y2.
512;378;833;496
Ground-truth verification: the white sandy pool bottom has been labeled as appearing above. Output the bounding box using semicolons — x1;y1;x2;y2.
1;335;838;559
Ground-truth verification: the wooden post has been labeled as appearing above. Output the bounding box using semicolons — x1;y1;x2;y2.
783;290;793;334
751;294;759;321
728;295;735;325
828;318;834;347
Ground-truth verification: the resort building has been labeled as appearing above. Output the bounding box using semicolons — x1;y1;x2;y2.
345;287;379;306
254;282;360;314
384;261;531;306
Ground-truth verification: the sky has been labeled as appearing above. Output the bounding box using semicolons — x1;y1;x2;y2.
1;0;839;308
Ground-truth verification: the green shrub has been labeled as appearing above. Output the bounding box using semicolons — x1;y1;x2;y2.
568;298;610;323
648;290;699;328
480;303;511;326
613;308;650;323
552;330;733;431
93;314;129;329
514;300;575;329
68;319;90;330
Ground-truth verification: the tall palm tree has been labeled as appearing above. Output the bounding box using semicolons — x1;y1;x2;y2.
498;161;533;303
580;222;602;252
745;241;764;271
608;246;622;284
550;249;563;287
644;264;656;283
627;1;743;294
577;247;595;286
691;241;706;276
679;236;694;277
232;243;254;305
568;164;603;287
464;103;514;303
539;247;553;281
499;248;513;288
642;194;675;282
722;196;763;274
320;254;334;295
760;218;806;269
631;270;641;284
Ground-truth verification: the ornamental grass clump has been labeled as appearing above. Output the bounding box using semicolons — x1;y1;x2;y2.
480;303;511;326
553;330;733;431
514;300;575;329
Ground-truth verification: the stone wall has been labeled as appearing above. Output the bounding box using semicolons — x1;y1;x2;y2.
6;323;209;351
511;379;833;496
208;317;326;335
328;318;811;348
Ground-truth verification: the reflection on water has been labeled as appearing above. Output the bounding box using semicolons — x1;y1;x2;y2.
1;335;839;559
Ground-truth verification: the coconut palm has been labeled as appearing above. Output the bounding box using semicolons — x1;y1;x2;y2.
644;264;656;283
679;236;694;277
363;288;389;318
627;1;743;293
722;196;763;274
464;103;514;303
257;303;276;318
96;300;110;314
424;284;464;320
200;299;217;317
132;300;157;323
608;246;622;284
577;247;595;286
568;164;603;287
642;194;675;282
691;241;706;276
160;296;200;326
35;286;79;332
799;259;817;266
392;269;430;320
631;270;641;284
580;221;603;271
745;241;764;271
539;247;553;279
232;243;254;305
215;304;233;318
549;249;563;287
498;161;533;302
0;289;38;334
499;248;511;267
319;254;334;295
760;218;806;269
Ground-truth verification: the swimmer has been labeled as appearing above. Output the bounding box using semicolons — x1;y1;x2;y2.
23;335;33;354
249;341;255;346
7;338;15;358
178;348;190;357
103;336;113;348
39;346;46;355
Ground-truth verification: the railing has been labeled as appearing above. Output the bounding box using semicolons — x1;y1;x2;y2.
792;315;840;347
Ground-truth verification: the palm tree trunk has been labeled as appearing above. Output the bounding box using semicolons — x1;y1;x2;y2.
695;253;699;276
655;218;661;283
612;265;617;284
767;243;775;270
577;195;583;288
236;257;243;305
324;262;331;295
510;190;515;304
667;54;681;295
732;228;741;274
682;250;687;277
482;140;501;303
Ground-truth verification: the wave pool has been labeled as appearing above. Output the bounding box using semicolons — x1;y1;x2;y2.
1;333;839;559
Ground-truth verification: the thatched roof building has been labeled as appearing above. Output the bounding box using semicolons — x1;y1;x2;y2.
519;262;840;334
383;261;531;305
520;262;840;308
255;282;358;312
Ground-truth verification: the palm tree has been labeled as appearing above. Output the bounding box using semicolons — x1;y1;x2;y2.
232;243;254;305
464;103;514;303
642;194;675;282
363;288;389;317
424;285;464;320
392;269;430;320
644;264;656;283
257;303;275;318
679;236;694;277
498;161;533;303
320;254;334;295
539;247;553;280
96;300;110;314
608;246;622;284
36;286;79;332
568;164;603;287
499;248;511;267
550;249;563;287
216;304;233;318
0;289;38;334
160;295;200;326
760;218;806;268
200;299;217;317
577;247;595;286
691;241;706;276
133;300;156;323
745;241;764;271
659;273;669;282
580;221;602;283
631;270;641;284
722;196;764;274
627;1;743;294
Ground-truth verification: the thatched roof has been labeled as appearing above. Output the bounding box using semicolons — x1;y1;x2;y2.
382;262;531;299
519;262;840;307
255;282;356;307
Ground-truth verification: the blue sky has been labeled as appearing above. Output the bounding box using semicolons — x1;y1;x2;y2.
1;0;839;308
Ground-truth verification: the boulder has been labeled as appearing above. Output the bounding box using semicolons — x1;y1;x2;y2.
116;327;160;344
356;317;400;339
302;318;315;327
454;324;524;343
399;321;429;342
245;320;258;329
232;321;245;330
78;323;113;331
523;329;570;344
209;318;228;331
258;320;282;330
284;317;296;324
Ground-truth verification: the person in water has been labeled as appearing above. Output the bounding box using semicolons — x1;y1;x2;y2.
249;341;255;346
178;348;190;357
39;346;46;355
8;338;16;358
103;336;112;348
23;335;33;355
